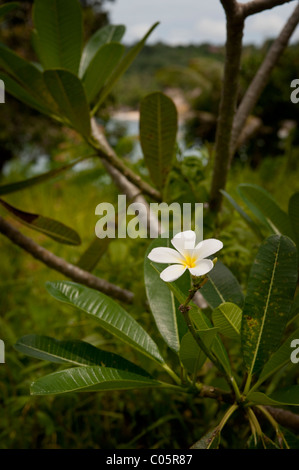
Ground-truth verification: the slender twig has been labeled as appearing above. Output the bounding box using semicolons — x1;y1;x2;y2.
231;2;299;153
0;216;134;304
90;119;161;236
89;119;161;202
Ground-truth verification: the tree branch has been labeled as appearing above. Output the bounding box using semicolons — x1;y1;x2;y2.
242;0;297;18
209;4;245;211
220;0;243;16
89;120;161;202
264;405;299;432
231;2;299;153
91;118;161;236
0;216;134;304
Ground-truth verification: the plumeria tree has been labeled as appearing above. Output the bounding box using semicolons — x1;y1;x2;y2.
0;0;299;449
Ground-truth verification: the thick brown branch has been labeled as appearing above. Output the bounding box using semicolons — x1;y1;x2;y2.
209;7;245;212
231;2;299;153
221;0;243;16
265;406;299;432
0;216;134;304
242;0;296;18
199;385;299;432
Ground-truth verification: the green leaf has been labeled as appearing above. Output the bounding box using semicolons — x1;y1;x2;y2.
189;307;232;377
44;69;91;137
179;328;219;374
288;192;299;249
33;0;83;74
200;260;244;309
0;198;81;245
190;428;221;449
0;156;92;196
241;235;298;375
0;44;57;114
289;292;299;321
144;237;186;353
46;281;165;365
77;236;110;272
92;22;159;114
238;184;295;239
0;3;19;19
30;366;162;395
250;328;299;392
79;24;126;78
212;302;242;340
0;72;51;116
82;43;124;103
165;278;232;376
14;334;149;377
248;386;299;406
220;189;264;240
140;92;178;191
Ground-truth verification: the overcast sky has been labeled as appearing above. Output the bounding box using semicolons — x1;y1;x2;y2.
107;0;299;45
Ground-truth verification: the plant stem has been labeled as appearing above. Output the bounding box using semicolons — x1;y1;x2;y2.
217;403;239;433
243;372;253;395
256;405;289;449
162;363;182;386
247;408;264;445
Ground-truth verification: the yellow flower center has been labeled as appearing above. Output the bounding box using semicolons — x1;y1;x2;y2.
183;255;197;268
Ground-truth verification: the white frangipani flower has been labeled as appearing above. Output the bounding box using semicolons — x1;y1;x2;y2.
148;230;223;282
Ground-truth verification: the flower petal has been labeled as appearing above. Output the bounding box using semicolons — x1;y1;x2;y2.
189;259;214;277
148;247;184;264
194;238;223;259
160;264;187;282
171;230;196;255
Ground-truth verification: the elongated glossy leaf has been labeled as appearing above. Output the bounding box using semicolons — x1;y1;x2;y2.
33;0;82;74
251;328;299;392
0;198;81;245
190;428;221;449
77;236;110;272
0;3;19;18
200;260;244;309
242;235;298;375
30;366;162;395
46;281;165;364
248;386;299;406
0;72;51;116
238;184;295;239
14;334;149;376
289;292;299;321
220;189;264;240
0;44;57;114
140;92;177;191
212;302;242;340
144;237;186;353
179;328;218;374
44;70;91;137
82;43;124;103
92;22;159;114
189;307;232;376
0;156;92;196
79;24;125;78
288;192;299;249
